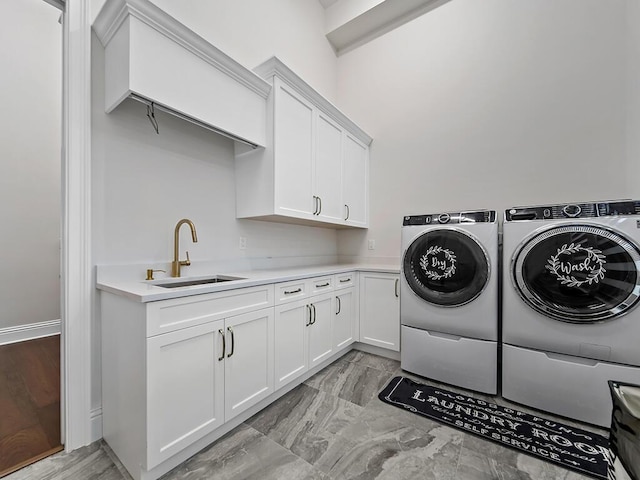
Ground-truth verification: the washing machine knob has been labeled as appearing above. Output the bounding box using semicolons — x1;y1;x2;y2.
438;213;451;224
562;204;582;218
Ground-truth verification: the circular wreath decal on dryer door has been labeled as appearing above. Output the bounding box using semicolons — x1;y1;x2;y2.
546;243;607;288
419;246;457;280
403;229;490;307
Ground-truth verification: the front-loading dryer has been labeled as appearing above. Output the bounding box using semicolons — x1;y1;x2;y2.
400;210;499;394
502;200;640;426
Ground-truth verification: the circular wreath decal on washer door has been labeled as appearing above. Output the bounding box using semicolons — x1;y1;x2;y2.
403;229;490;307
545;243;607;288
513;225;640;323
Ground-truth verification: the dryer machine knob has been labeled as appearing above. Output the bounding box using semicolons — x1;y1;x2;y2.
562;204;582;218
438;213;451;224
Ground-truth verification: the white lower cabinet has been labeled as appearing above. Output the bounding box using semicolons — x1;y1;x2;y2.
101;285;276;479
223;309;274;421
359;272;400;351
274;292;334;389
101;269;395;480
273;298;308;389
307;293;334;368
147;320;225;468
333;288;356;349
146;307;274;468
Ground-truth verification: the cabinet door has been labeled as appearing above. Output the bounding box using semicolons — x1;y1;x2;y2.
333;288;355;350
315;113;343;222
359;273;400;351
342;134;368;227
274;298;309;389
274;79;315;217
224;308;274;421
308;293;334;368
147;320;225;468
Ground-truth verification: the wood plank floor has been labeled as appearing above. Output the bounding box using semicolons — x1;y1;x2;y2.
0;335;63;478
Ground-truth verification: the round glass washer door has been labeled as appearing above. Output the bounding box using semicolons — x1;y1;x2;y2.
403;229;490;307
512;224;640;323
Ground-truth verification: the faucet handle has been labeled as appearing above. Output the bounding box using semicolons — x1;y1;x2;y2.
180;250;191;267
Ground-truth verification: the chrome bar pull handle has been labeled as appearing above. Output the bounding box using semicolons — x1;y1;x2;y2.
395;278;399;298
317;196;322;215
218;329;226;361
336;296;341;315
313;196;319;215
306;305;313;326
227;326;235;358
311;304;316;325
345;204;350;221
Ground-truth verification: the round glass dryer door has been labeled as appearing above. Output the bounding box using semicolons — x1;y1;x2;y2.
403;229;490;307
512;224;640;323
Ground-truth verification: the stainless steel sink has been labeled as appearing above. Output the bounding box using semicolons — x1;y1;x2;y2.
152;275;245;288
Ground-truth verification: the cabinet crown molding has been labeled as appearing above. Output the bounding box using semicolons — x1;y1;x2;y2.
93;0;271;98
254;56;372;146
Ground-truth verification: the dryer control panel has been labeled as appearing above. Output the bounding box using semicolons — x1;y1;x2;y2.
403;210;496;226
505;200;640;221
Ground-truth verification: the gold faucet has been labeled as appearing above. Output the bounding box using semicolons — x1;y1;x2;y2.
171;218;198;277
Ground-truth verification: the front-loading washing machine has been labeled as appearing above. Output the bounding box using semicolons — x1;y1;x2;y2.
502;200;640;426
400;210;499;394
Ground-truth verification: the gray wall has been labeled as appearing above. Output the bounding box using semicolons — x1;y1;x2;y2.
0;0;61;330
336;0;633;262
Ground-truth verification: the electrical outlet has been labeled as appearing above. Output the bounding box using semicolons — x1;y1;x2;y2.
239;236;247;249
368;239;376;250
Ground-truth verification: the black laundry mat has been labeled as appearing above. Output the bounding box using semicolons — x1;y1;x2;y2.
379;376;611;479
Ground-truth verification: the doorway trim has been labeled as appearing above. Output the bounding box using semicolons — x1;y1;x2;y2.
61;0;93;451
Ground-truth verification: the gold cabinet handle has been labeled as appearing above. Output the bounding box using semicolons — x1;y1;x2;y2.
218;329;225;361
227;326;235;358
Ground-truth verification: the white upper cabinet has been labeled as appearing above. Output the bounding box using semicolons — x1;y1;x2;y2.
315;113;345;223
92;0;271;147
236;57;372;228
342;134;368;227
273;81;315;217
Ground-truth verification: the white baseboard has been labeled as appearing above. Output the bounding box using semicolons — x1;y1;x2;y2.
0;319;61;346
353;342;401;361
91;407;103;442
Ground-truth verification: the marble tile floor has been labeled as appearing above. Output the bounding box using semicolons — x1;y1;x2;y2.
5;350;608;480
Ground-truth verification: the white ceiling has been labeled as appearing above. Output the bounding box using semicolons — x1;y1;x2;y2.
321;0;451;55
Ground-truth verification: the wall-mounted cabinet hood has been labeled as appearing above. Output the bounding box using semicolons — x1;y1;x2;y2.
92;0;271;148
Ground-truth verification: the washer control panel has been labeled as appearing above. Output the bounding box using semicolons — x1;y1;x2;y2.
403;210;496;226
505;200;640;221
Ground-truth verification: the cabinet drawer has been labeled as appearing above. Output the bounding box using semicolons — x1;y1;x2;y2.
334;272;355;290
146;285;274;337
275;280;308;305
308;275;333;295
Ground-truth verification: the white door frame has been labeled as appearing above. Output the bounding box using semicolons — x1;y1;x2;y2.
61;0;93;451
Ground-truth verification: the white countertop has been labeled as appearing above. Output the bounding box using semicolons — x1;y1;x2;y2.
96;263;400;303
